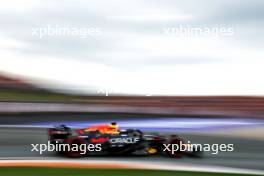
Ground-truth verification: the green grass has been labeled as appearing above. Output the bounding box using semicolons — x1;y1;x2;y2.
0;167;259;176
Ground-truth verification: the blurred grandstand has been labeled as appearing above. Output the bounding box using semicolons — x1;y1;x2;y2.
0;73;264;118
0;73;42;91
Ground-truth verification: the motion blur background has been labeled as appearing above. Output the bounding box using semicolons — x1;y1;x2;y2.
0;0;264;175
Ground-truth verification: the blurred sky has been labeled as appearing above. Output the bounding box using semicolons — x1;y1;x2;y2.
0;0;264;95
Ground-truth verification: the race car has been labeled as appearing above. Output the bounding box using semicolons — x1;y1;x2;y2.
48;122;203;158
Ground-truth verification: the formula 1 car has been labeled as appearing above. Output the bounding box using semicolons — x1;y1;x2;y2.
48;122;202;158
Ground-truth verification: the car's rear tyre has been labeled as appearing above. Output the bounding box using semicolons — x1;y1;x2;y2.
64;137;86;158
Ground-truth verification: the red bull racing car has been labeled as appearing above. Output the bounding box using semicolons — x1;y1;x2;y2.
48;122;203;158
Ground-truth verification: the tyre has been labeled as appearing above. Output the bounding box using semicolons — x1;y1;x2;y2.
64;137;86;158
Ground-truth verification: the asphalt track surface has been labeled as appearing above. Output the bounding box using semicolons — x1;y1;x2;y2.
0;113;264;171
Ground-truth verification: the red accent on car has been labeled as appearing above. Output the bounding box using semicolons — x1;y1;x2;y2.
90;137;109;143
76;129;85;134
153;136;162;140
